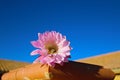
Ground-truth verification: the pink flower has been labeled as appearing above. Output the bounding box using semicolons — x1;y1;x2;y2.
30;31;71;67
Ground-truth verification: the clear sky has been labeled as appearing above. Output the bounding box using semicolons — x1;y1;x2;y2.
0;0;120;63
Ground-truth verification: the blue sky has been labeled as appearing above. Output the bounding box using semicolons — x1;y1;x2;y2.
0;0;120;63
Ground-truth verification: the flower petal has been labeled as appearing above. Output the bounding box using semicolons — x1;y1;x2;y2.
30;49;40;55
31;41;40;48
33;57;40;63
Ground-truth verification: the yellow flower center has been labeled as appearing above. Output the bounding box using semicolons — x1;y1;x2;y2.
45;43;58;54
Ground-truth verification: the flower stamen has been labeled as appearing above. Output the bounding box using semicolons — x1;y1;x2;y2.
45;43;58;54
